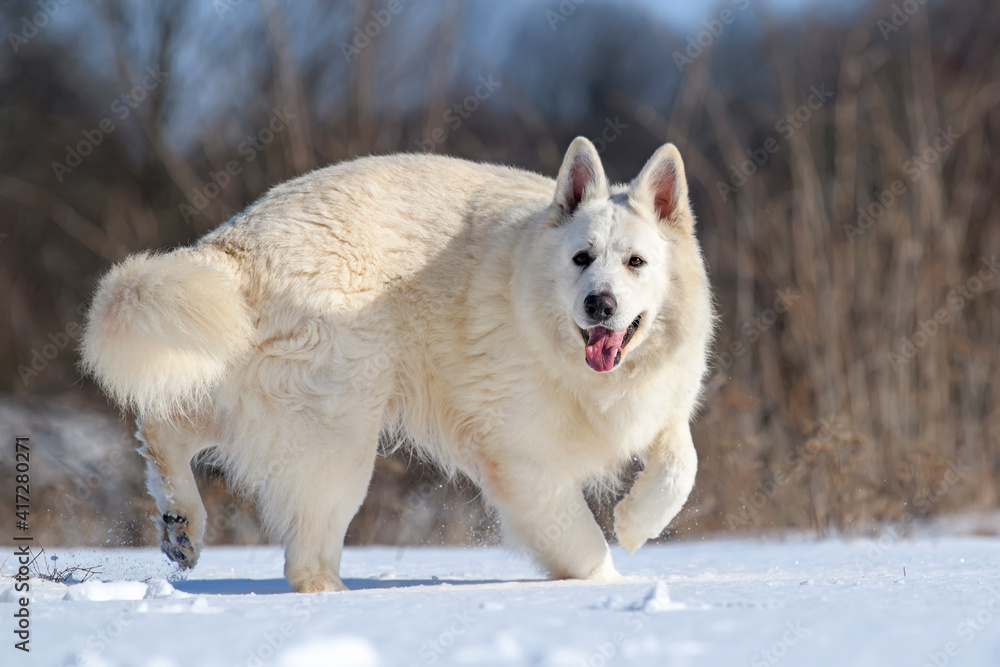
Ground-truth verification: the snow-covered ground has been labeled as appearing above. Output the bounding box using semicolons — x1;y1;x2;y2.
3;537;1000;666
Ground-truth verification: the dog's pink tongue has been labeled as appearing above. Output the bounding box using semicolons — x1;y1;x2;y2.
585;327;625;372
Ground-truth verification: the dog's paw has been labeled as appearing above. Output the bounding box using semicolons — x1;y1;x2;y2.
159;512;200;569
285;568;348;593
614;495;660;555
586;556;625;583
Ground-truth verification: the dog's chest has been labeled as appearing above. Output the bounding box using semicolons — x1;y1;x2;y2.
518;380;668;467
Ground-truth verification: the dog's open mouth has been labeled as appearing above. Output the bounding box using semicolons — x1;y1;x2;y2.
579;314;642;372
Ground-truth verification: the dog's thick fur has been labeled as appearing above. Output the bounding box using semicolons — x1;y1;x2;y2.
81;138;713;592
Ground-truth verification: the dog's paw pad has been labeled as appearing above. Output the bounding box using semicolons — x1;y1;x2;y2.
163;512;188;527
166;545;188;563
158;512;199;569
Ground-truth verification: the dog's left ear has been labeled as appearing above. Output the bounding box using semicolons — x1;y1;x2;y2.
629;143;692;231
553;137;609;217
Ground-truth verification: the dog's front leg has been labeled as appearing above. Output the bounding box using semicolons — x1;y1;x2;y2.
614;422;697;554
489;462;621;582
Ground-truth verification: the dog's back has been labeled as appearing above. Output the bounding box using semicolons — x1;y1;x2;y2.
83;153;551;418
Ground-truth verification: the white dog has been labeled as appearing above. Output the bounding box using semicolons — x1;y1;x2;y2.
81;138;713;592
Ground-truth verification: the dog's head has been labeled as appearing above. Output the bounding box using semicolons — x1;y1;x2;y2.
524;137;696;374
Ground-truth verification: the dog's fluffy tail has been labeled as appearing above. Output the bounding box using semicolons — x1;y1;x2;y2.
81;248;254;416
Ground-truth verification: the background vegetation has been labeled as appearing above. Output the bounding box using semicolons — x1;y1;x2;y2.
1;0;997;548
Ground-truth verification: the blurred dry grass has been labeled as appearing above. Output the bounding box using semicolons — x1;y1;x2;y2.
0;0;997;545
672;0;1000;536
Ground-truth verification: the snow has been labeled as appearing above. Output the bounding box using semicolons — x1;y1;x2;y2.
3;537;1000;666
62;581;149;602
277;637;380;667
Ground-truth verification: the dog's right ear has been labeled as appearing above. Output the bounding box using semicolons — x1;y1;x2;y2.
552;137;608;218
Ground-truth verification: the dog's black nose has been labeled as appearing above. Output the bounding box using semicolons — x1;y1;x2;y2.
584;292;617;320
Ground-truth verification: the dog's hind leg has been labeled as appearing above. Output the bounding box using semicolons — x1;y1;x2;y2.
136;416;213;569
252;410;382;593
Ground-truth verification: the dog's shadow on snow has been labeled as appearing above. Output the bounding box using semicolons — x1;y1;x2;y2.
172;577;533;596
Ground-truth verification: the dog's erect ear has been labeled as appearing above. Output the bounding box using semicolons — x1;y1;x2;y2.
553;137;609;216
629;143;691;230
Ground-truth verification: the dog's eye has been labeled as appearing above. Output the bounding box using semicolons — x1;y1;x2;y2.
628;256;645;268
572;252;592;267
